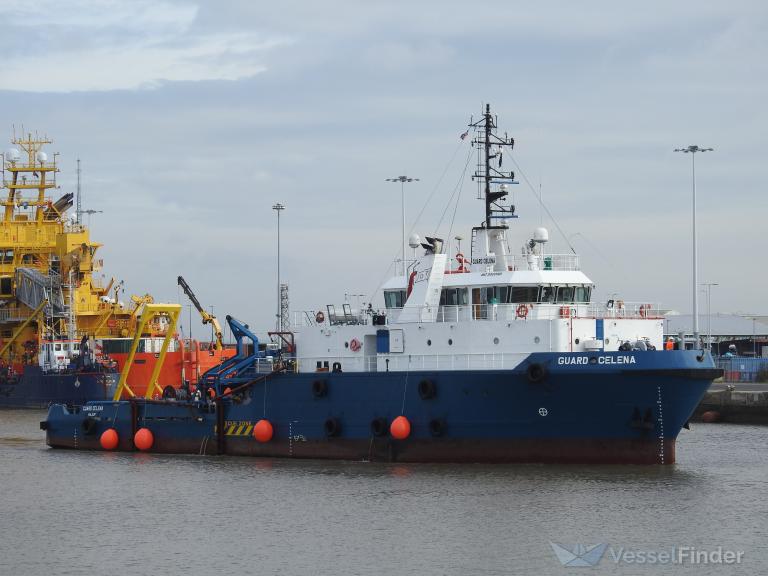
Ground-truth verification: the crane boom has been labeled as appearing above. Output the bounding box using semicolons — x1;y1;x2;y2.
177;275;223;351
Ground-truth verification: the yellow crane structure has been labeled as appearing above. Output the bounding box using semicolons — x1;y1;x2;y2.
177;276;223;351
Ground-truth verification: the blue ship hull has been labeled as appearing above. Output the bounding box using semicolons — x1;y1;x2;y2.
0;366;117;409
42;351;719;464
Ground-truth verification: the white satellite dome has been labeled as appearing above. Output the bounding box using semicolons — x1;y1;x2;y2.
6;148;20;162
533;227;549;244
36;150;48;163
408;233;421;249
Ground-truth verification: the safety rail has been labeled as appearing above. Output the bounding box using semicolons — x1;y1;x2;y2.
301;352;526;372
504;253;580;271
295;301;663;327
0;307;33;323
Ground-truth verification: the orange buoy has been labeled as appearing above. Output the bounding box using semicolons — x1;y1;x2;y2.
253;419;274;443
701;410;721;423
100;428;119;450
390;415;411;440
134;427;154;451
208;387;216;399
223;387;232;396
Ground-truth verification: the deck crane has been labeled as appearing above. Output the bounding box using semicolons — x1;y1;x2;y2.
177;276;223;351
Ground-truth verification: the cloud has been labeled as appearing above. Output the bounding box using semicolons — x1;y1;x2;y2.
0;0;292;92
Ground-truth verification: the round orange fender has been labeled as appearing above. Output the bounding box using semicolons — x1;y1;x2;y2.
100;428;119;450
134;428;154;451
390;416;411;440
253;419;274;443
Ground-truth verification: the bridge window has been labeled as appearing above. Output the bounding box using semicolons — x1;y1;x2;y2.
574;286;591;302
539;286;556;303
556;287;575;303
384;290;407;309
439;287;469;306
510;286;538;303
0;250;13;264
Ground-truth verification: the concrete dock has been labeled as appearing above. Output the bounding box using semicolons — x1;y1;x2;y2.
694;382;768;425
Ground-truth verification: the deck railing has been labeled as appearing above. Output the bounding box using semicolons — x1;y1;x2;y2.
295;301;662;327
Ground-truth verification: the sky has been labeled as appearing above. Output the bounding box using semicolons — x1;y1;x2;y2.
0;0;765;338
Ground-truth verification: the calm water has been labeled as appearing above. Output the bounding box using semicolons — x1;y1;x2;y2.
0;411;766;576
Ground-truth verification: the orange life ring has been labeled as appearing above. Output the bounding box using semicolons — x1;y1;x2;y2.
516;304;529;319
315;311;325;323
349;338;362;352
639;304;650;318
559;306;571;318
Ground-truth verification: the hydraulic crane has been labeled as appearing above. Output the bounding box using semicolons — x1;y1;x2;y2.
177;276;223;351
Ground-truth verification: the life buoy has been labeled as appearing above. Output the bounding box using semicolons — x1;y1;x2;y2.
639;304;650;318
349;338;362;352
516;304;529;319
406;270;417;298
559;306;571;318
315;311;325;323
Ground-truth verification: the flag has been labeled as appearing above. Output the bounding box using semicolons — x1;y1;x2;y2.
460;130;469;140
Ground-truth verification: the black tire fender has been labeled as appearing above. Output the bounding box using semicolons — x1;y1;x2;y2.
526;363;548;384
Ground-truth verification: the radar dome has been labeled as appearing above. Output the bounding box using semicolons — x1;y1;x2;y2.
36;151;48;163
408;233;421;248
6;148;20;162
533;227;549;244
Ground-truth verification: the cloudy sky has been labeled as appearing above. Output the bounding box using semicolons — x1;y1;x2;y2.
1;0;765;337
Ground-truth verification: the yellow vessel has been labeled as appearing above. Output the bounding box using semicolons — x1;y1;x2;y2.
0;131;173;406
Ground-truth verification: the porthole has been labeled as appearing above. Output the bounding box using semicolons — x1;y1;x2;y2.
448;339;453;346
605;338;610;345
427;339;432;346
574;338;580;345
534;336;541;344
493;337;499;345
344;341;349;348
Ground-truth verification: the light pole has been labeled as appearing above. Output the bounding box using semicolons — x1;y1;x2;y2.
674;145;713;346
272;203;285;331
701;282;718;353
385;175;419;276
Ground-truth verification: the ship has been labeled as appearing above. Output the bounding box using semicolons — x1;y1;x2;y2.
0;132;233;407
42;106;721;463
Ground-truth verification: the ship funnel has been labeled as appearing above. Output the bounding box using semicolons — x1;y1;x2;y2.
420;236;444;254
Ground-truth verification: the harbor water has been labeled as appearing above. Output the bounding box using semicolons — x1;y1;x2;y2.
1;410;765;575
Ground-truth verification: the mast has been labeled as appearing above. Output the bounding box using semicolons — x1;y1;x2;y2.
470;104;517;228
76;158;81;225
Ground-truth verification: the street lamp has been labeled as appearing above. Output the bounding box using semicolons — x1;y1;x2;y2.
385;175;419;276
701;282;718;353
272;203;285;331
674;145;713;346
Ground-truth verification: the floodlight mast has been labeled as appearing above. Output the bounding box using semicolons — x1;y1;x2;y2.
674;145;714;347
385;175;419;276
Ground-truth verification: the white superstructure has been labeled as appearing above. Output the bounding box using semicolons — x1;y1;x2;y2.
290;105;663;373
